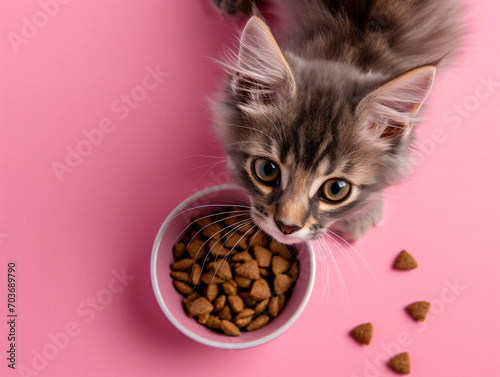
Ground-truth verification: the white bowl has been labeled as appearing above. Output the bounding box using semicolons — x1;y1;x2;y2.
151;184;316;349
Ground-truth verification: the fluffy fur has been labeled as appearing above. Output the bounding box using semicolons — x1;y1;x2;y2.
210;0;463;244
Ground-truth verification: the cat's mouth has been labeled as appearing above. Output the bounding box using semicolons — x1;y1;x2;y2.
250;209;311;245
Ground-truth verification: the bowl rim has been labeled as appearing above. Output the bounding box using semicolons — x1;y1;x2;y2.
150;183;316;349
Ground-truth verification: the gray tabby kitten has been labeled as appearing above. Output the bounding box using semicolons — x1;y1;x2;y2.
210;0;463;244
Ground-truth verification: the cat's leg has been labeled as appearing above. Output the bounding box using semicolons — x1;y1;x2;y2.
330;198;385;242
211;0;258;15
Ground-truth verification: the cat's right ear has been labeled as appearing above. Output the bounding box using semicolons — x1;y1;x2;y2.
231;16;296;113
357;66;436;146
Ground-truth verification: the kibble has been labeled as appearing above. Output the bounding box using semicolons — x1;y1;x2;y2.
213;295;226;311
350;323;373;345
169;208;299;336
274;274;294;295
394;250;418;271
405;301;431;322
221;319;241;337
246;315;270;331
388;352;411;374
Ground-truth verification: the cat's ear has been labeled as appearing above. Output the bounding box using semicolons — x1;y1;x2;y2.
231;16;296;112
358;66;436;144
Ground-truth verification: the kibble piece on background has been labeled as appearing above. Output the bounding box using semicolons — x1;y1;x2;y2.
349;323;373;345
405;301;431;322
388;352;411;375
394;250;418;270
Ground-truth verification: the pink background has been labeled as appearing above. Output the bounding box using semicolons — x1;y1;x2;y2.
1;1;499;376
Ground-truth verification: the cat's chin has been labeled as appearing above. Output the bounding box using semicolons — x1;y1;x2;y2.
251;215;308;245
263;228;305;245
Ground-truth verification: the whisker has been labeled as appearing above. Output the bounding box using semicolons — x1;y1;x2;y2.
327;230;380;294
187;158;227;173
170;208;250;247
191;160;228;187
162;204;251;236
314;238;348;334
215;122;273;141
373;193;416;201
324;233;363;291
316;239;330;309
193;217;252;289
222;140;276;150
210;221;256;287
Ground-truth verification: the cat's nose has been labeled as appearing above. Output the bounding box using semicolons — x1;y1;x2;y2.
275;219;302;235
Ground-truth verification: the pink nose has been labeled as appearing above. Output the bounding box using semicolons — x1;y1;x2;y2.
275;219;302;235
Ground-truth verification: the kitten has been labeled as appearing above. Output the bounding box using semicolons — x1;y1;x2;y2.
210;0;463;244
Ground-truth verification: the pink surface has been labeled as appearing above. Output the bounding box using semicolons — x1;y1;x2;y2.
1;1;499;376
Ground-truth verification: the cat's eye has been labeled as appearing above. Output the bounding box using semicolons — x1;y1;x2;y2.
252;158;280;186
320;179;351;203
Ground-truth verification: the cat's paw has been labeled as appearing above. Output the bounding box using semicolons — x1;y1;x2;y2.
211;0;252;15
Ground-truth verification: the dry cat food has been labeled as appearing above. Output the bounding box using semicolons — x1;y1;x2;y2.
388;352;411;375
350;322;373;345
170;207;299;336
393;250;418;271
405;301;431;322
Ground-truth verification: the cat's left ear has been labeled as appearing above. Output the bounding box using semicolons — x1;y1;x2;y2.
357;66;436;144
231;16;296;113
